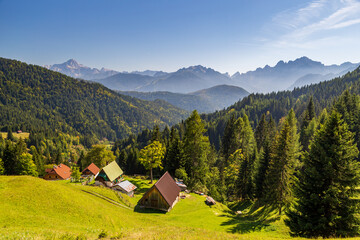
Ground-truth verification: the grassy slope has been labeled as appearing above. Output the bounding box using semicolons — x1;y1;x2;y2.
0;176;357;240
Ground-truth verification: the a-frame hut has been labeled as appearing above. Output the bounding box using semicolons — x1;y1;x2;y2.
138;171;181;212
95;161;123;187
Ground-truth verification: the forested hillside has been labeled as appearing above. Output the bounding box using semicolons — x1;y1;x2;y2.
0;58;188;143
204;67;360;149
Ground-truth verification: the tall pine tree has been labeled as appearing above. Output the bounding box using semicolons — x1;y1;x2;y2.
265;109;300;214
236;114;257;199
300;97;317;152
286;110;360;238
182;110;211;191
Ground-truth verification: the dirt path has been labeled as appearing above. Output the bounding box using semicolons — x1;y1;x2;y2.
81;189;133;210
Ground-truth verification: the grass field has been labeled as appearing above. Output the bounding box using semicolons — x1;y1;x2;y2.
0;176;359;240
0;132;30;139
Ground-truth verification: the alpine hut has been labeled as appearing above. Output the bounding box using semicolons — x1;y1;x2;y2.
82;163;100;177
95;161;123;187
138;171;181;212
112;180;137;197
44;164;71;180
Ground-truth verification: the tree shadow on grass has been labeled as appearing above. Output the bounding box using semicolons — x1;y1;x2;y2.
220;201;280;234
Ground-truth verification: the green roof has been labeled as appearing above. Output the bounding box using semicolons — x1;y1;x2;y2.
102;161;123;182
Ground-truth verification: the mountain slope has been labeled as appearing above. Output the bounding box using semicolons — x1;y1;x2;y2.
45;59;119;80
0;58;188;141
191;85;249;111
231;57;359;93
120;91;215;113
95;72;155;91
121;85;249;113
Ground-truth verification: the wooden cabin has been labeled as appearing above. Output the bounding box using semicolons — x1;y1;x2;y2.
112;180;137;197
138;171;181;212
44;164;71;180
95;161;123;187
82;163;100;177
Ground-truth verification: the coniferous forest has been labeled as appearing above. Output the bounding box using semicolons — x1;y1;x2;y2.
2;58;360;238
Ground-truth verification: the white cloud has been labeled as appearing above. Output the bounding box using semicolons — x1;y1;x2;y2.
266;0;360;48
273;0;328;30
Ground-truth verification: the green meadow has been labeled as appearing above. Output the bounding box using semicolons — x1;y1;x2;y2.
0;176;359;240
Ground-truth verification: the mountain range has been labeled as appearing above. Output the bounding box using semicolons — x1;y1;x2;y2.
47;57;359;94
44;59;119;80
121;84;249;113
231;57;359;93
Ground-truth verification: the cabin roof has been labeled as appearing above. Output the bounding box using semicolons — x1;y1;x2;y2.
102;161;123;182
82;163;100;175
50;164;71;179
114;180;137;193
154;171;181;207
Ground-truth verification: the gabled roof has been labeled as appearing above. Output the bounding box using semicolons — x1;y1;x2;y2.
154;171;181;206
50;164;71;180
114;180;137;193
102;161;123;182
82;163;100;175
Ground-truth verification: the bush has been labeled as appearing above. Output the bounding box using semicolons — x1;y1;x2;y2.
98;230;108;239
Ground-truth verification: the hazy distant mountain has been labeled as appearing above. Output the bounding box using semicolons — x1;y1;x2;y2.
191;85;249;110
231;57;359;93
288;73;336;90
95;73;155;91
130;70;168;77
121;84;249;113
121;91;214;113
47;57;359;94
45;59;119;80
137;65;233;93
288;64;358;90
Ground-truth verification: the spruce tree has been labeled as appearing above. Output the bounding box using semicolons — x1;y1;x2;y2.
300;97;316;151
285;111;360;238
182;110;211;191
254;114;276;199
221;115;237;162
164;128;182;176
7;128;14;141
334;91;360;150
30;146;44;176
3;140;17;175
265;109;300;214
224;149;243;200
255;113;268;151
236;114;257;199
151;125;161;142
254;140;272;199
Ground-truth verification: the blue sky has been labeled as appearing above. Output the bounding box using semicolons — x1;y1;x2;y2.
1;0;360;74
